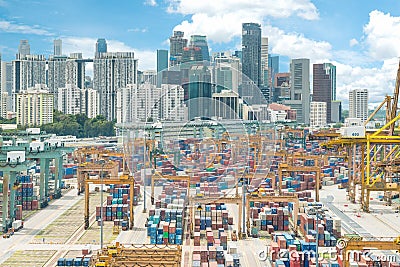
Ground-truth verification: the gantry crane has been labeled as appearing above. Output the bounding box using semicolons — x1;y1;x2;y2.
189;196;242;239
90;243;182;267
340;236;400;267
83;171;135;230
277;163;321;201
323;60;400;211
245;195;299;236
77;161;119;195
151;172;190;205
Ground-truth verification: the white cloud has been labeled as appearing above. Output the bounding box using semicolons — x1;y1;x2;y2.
168;0;318;20
349;38;359;47
170;0;318;43
363;10;400;61
0;20;52;35
264;25;332;62
62;37;156;73
144;0;157;6
334;58;398;109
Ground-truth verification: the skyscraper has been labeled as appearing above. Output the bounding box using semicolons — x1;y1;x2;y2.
93;52;138;121
261;37;268;86
1;62;13;113
268;55;279;88
54;39;62;56
189;35;210;62
157;49;168;87
95;38;108;57
47;55;67;109
169;31;187;67
242;23;261;87
284;58;310;124
18;40;30;57
349;89;368;122
313;63;336;123
12;55;47;111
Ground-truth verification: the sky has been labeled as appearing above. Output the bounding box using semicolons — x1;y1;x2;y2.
1;0;400;109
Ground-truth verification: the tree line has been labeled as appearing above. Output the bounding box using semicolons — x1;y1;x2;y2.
40;111;115;138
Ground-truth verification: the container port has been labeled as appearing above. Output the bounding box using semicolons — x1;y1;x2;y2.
1;92;400;267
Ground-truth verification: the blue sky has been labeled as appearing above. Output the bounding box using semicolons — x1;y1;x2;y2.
1;0;400;108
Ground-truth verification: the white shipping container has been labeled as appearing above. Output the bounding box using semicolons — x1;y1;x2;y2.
6;151;26;163
26;128;40;134
30;141;45;152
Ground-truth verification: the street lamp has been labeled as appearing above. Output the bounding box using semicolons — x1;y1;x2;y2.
308;204;323;267
99;159;106;249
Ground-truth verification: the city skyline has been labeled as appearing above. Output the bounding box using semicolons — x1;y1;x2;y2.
0;1;399;108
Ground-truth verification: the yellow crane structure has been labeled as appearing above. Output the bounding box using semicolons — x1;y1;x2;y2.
245;195;299;235
90;242;182;267
83;172;135;230
189;196;242;238
77;161;120;194
151;173;190;204
277;163;321;201
323;60;400;211
339;236;400;267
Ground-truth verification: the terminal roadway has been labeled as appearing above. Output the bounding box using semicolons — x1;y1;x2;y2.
321;195;374;238
0;189;84;265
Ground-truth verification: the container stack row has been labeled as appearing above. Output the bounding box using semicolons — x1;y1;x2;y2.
16;175;39;211
298;212;341;245
147;182;187;245
57;256;91;266
249;201;291;237
192;244;240;267
147;208;184;245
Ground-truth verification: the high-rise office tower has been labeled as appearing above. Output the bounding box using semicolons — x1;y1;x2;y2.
169;31;187;67
54;39;62;56
261;37;268;86
268;55;279;88
189;35;210;62
93;52;138;121
181;46;203;63
313;63;336;123
18;40;30;57
95;38;108;57
213;54;240;94
157;49;168;87
186;65;212;120
284;58;310;124
349;88;368;122
242;23;261;87
16;84;53;126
